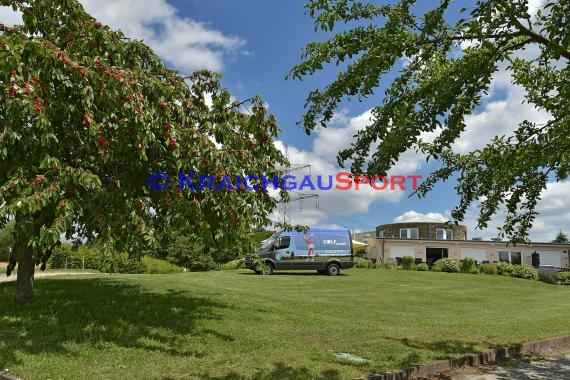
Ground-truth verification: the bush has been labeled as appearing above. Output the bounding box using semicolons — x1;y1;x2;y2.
141;256;183;274
50;244;102;270
480;263;497;275
356;257;373;269
469;267;480;274
109;253;146;274
432;258;460;273
415;263;429;271
166;234;216;272
460;257;476;273
511;264;539;280
496;261;514;276
554;271;570;285
538;271;556;284
219;259;245;270
402;255;414;270
382;261;397;270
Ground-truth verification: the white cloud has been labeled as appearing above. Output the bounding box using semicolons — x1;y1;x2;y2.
0;7;22;25
0;1;244;73
393;211;448;223
80;0;244;72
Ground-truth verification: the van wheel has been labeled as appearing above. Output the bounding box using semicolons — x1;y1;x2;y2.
264;262;274;275
326;263;340;276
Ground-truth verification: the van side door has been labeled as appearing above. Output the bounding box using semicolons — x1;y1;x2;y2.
271;235;292;269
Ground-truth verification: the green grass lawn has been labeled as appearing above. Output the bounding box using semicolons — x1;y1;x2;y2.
1;269;569;379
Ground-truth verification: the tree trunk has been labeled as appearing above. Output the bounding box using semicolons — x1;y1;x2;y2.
15;236;35;305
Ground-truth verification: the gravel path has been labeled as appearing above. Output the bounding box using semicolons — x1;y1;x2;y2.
0;271;100;283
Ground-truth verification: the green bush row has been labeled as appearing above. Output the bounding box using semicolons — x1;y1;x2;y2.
218;259;245;271
540;271;570;285
50;244;183;274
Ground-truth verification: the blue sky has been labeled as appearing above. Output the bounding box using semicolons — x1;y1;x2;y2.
1;0;568;241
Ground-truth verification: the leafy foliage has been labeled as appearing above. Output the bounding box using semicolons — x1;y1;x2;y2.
511;264;539;280
291;0;570;241
0;221;14;262
401;255;414;270
218;259;245;271
553;271;570;285
0;0;287;302
166;233;216;272
552;231;569;243
460;257;476;273
415;262;429;271
432;258;460;273
496;261;514;276
355;257;373;268
480;263;498;275
50;244;101;270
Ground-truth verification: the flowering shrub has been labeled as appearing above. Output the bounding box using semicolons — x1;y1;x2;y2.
432;258;460;273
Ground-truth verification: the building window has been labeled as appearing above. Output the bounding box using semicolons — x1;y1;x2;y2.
436;229;453;240
498;250;522;265
400;228;419;239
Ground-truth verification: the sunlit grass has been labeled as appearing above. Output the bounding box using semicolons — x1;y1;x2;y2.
1;269;569;379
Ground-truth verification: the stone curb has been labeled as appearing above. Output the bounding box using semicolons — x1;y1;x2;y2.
368;335;570;380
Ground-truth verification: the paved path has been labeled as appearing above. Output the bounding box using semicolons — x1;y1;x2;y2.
449;352;570;380
0;271;99;283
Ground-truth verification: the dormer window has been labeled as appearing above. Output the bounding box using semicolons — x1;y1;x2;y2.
400;228;419;239
436;229;453;240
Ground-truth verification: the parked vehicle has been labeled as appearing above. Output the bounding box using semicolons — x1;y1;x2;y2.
244;227;354;275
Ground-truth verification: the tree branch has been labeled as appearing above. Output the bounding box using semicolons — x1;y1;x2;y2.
511;18;570;60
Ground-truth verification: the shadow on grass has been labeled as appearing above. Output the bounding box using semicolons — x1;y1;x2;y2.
382;336;496;369
0;277;228;368
195;361;341;380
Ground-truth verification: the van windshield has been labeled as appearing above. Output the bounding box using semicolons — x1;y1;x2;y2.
260;231;281;250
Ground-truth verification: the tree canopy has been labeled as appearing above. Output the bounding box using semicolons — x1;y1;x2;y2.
0;0;287;304
552;231;569;243
290;0;569;241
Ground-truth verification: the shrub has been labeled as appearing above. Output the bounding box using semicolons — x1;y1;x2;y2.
415;263;429;271
469;267;480;274
554;271;570;285
402;255;414;270
382;261;397;270
141;256;183;274
356;257;373;269
460;257;476;273
538;271;556;284
480;263;497;275
511;264;539;280
166;234;216;271
496;261;514;276
432;258;460;273
112;253;146;274
50;244;102;270
219;259;245;270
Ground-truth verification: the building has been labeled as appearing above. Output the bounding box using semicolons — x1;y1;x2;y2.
365;216;570;268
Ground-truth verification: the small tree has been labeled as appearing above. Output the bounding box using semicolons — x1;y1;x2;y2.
0;0;287;304
552;231;569;243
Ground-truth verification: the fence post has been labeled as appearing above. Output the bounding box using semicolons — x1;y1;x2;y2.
82;256;85;269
